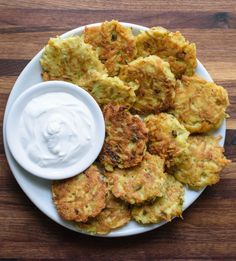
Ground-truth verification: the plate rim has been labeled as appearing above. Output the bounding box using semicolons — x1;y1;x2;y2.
3;22;226;237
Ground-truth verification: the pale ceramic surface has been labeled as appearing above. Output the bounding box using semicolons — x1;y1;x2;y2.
3;22;226;237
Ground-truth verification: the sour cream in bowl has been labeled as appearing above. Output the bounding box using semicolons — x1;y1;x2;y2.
6;81;105;180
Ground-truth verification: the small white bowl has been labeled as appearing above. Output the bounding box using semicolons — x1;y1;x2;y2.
6;80;105;180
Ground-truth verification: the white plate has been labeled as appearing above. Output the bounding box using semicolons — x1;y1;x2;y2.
3;23;226;237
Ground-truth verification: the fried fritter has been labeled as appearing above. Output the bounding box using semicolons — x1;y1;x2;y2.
86;74;137;107
52;165;106;222
84;20;137;76
145;113;190;166
171;75;230;133
136;27;197;78
40;36;106;90
119;55;176;114
106;153;166;204
99;103;148;171
170;135;231;190
77;192;131;235
132;174;184;224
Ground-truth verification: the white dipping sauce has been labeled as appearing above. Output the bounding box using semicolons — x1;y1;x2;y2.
19;92;94;168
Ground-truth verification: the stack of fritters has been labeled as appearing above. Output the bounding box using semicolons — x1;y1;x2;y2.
43;20;230;235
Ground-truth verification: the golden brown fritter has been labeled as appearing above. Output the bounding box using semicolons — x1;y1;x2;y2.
132;174;184;224
40;36;106;90
145;113;190;166
105;153;166;204
99;103;148;171
136;27;197;78
171;75;230;133
119;55;176;114
84;20;137;76
52;165;106;222
77;192;131;235
85;74;137;107
170;135;231;190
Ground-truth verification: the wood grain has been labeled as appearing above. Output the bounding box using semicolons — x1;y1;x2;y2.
0;0;236;12
0;1;236;259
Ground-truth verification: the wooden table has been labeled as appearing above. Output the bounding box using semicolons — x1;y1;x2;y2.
0;0;235;259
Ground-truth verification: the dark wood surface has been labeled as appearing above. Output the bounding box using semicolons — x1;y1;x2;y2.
0;0;236;259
